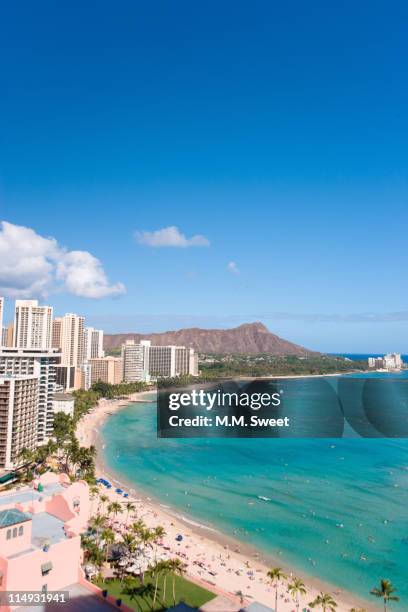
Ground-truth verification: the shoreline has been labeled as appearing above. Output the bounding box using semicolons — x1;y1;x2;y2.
76;391;378;612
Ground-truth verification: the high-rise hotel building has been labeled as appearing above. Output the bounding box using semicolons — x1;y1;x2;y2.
122;340;198;381
149;345;198;378
0;297;3;343
122;340;150;382
0;299;61;448
0;374;38;469
83;327;104;360
13;300;53;350
0;348;61;444
52;314;85;367
52;313;85;390
90;356;123;385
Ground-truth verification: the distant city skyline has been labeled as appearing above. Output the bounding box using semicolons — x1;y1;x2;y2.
1;1;407;352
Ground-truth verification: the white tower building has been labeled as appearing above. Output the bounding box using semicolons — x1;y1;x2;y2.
13;300;53;350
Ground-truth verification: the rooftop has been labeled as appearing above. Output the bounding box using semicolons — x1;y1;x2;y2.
0;482;63;507
31;512;67;546
53;393;74;401
0;507;31;528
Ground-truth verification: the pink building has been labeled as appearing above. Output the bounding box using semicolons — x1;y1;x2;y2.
0;472;90;610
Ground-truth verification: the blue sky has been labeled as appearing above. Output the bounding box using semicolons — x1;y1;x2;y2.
0;1;407;352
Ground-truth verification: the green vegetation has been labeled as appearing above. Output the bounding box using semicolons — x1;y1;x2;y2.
105;347;122;357
95;574;214;611
158;354;367;388
83;503;214;611
199;353;368;378
18;413;96;483
74;380;149;422
309;591;338;611
370;579;399;611
267;567;288;612
288;577;306;611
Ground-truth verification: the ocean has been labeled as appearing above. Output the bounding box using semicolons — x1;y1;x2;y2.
101;371;408;608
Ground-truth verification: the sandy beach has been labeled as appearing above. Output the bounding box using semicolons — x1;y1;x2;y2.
76;392;376;612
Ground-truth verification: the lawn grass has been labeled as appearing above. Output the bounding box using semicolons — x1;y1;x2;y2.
95;572;215;611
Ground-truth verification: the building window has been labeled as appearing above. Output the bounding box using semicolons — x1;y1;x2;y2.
41;562;53;576
18;525;24;536
6;529;11;540
13;527;17;538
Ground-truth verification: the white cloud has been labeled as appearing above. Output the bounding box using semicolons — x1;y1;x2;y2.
55;250;125;298
0;221;125;299
227;261;240;275
135;225;210;248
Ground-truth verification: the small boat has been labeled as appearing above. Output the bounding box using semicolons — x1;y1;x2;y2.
258;496;271;502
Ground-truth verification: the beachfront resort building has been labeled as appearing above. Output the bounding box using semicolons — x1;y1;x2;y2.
149;345;198;378
383;353;402;370
148;345;172;378
122;340;198;381
122;339;150;382
52;313;85;369
0;375;38;469
368;353;403;371
83;327;104;360
52;393;75;418
52;317;107;392
0;298;3;343
0;348;61;446
13;300;53;351
89;356;123;385
0;473;90;605
79;361;92;390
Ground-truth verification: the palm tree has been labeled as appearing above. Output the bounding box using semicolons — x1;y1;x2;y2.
149;559;164;608
160;559;171;604
17;447;35;481
89;486;99;514
124;501;136;526
152;525;165;541
167;557;187;606
18;446;35;465
121;533;137;557
98;493;109;513
370;579;399;611
267;567;288;612
107;501;122;522
288;577;306;611
138;528;155;584
151;525;165;561
101;527;115;566
309;591;338;611
89;514;107;545
85;541;104;581
130;519;146;536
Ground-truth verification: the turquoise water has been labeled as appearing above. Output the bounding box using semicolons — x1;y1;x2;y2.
101;375;408;608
